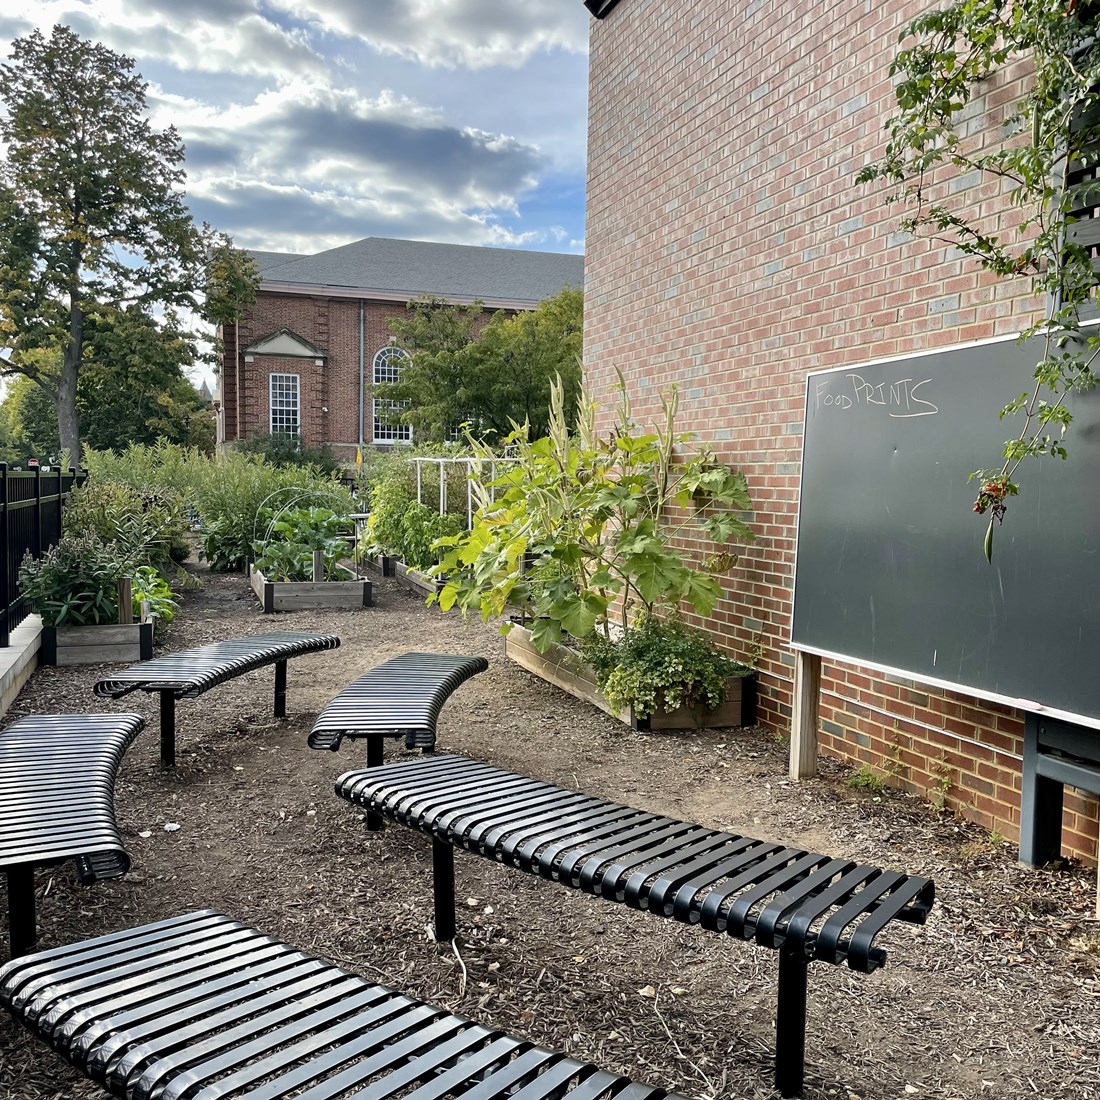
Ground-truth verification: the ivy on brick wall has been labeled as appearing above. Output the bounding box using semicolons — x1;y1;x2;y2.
859;0;1100;559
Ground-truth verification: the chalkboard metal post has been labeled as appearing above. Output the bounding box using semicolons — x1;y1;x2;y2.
790;651;821;780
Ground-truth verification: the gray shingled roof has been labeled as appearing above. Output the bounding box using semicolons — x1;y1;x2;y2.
250;250;308;272
250;237;583;304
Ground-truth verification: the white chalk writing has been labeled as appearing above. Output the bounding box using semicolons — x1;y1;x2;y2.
814;374;939;418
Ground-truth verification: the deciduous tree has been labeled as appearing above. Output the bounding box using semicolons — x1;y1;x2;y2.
0;25;257;462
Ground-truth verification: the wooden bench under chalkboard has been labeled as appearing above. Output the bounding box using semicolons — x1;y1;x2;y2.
94;631;340;767
1;909;690;1100
335;753;936;1098
0;713;144;957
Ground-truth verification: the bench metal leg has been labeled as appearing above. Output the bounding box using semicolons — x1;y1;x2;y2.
160;692;176;769
432;838;456;943
273;660;287;719
7;865;37;958
1020;713;1064;865
775;949;809;1098
364;737;384;832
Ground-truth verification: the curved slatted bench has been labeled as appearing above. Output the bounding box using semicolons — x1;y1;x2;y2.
94;631;341;767
0;909;690;1100
309;651;488;754
336;753;936;1098
1;713;144;958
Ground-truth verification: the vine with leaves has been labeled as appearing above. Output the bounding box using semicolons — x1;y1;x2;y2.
858;0;1100;559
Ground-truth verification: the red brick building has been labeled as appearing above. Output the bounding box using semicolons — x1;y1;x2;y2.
217;237;583;458
583;1;1099;859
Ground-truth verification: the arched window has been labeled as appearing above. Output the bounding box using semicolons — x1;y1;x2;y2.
372;346;412;444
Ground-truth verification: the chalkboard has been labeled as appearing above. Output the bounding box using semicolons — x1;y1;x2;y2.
791;330;1100;729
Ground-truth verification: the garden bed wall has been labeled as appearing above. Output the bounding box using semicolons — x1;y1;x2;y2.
393;562;440;598
40;621;154;667
505;624;755;730
250;565;372;613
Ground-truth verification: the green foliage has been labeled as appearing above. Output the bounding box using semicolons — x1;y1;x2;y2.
234;432;341;475
858;1;1100;554
252;506;349;581
0;24;258;461
399;504;465;572
131;564;178;623
846;765;888;794
18;534;127;626
64;479;190;568
432;375;754;649
81;441;352;573
381;287;583;442
361;452;416;558
582;614;751;719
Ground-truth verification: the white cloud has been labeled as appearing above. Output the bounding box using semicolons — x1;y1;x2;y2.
270;0;589;69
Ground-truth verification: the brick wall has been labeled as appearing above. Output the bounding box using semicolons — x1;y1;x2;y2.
225;292;430;459
585;0;1099;861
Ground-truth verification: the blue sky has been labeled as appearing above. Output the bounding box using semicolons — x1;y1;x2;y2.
0;2;591;257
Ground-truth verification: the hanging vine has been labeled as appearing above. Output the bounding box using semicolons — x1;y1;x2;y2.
858;0;1100;559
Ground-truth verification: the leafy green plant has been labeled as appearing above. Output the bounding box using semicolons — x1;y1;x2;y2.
581;614;751;719
18;534;127;626
846;765;887;794
399;504;465;572
432;375;754;652
858;1;1100;557
64;479;190;567
252;506;349;581
131;564;178;623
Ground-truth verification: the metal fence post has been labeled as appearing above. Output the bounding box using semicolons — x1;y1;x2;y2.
0;462;8;648
32;464;42;558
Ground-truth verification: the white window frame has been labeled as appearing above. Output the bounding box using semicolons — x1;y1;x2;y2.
269;372;300;437
372;346;413;445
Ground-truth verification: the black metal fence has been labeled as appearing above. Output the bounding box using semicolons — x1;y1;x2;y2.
0;464;85;647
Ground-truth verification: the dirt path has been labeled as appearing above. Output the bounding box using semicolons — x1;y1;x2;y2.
1;561;1097;1100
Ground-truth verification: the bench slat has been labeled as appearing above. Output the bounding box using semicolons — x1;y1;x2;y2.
1;714;145;958
93;632;340;700
309;652;488;751
335;754;935;972
0;910;690;1100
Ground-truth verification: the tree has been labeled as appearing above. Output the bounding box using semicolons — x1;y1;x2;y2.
0;25;258;463
382;286;583;441
858;1;1100;558
0;309;216;459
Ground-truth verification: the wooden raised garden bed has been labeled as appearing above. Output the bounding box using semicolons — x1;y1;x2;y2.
505;623;756;730
40;622;154;667
393;561;440;597
250;565;372;613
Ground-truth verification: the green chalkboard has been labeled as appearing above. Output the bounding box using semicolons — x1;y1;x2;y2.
791;331;1100;728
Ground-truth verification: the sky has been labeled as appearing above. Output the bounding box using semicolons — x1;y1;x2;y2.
0;1;591;258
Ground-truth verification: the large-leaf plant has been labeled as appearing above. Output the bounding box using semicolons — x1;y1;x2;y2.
430;375;754;651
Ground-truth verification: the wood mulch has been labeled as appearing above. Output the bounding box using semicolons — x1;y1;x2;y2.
1;559;1097;1100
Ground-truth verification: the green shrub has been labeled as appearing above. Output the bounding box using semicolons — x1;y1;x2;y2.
361;454;416;558
234;432;342;476
19;534;128;626
581;614;751;719
399;504;465;572
64;480;190;567
131;564;179;623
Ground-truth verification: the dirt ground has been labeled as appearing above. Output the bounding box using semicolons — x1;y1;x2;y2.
1;560;1098;1100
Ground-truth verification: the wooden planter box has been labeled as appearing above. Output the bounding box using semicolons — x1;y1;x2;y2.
394;561;441;597
363;553;395;577
250;564;373;613
505;623;756;730
40;622;154;667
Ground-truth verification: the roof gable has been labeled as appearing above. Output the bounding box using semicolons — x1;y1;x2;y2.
243;328;327;363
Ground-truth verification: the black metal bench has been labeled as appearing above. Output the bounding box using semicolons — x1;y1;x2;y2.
0;909;690;1100
309;652;487;754
0;713;144;958
335;753;936;1098
94;631;341;767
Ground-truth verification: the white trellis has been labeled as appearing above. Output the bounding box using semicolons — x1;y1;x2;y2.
412;456;513;529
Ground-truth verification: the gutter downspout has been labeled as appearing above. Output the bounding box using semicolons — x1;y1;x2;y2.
358;300;365;447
